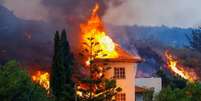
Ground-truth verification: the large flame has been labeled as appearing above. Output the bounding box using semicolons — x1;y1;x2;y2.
80;4;118;59
31;71;50;91
164;51;197;82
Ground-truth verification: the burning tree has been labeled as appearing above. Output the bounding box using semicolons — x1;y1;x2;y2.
32;70;50;92
0;60;50;101
76;4;121;101
51;30;75;101
77;35;121;101
164;50;198;82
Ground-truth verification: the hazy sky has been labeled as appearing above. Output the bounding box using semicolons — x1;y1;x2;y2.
103;0;201;28
1;0;48;21
1;0;201;28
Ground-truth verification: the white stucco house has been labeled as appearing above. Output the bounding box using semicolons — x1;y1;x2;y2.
95;47;142;101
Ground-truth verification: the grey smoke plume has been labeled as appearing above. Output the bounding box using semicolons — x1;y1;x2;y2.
40;0;124;48
2;0;48;21
1;0;111;49
103;0;201;28
3;0;201;28
2;0;123;26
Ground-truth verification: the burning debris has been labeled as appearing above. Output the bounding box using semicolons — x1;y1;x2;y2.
31;70;50;91
164;50;198;82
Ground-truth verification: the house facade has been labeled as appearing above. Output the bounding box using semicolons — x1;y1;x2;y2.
96;47;141;101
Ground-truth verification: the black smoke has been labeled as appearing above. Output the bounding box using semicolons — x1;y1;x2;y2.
41;0;121;48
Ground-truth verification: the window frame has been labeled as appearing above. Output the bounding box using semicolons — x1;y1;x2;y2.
115;93;126;101
114;67;126;79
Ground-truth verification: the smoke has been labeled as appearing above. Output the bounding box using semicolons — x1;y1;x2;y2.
2;0;48;21
103;0;201;28
0;0;3;3
0;0;124;65
3;0;201;28
2;0;123;27
39;0;124;48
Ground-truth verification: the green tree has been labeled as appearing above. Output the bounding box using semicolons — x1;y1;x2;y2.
154;83;201;101
154;86;189;101
77;34;121;101
185;83;201;101
51;30;75;101
51;31;65;101
0;60;50;101
155;68;187;89
61;30;75;100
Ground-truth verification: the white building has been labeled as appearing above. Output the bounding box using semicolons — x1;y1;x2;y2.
136;78;162;94
135;78;162;101
96;47;142;101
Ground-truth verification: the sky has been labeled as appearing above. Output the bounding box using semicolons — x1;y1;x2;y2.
103;0;201;28
1;0;48;21
1;0;201;28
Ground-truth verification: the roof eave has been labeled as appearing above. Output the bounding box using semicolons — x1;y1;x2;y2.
94;58;143;63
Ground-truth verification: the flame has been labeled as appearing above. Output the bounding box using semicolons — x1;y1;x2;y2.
31;71;50;91
80;4;118;59
164;51;197;82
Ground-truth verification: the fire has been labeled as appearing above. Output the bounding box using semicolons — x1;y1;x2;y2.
80;4;118;59
164;51;197;82
31;71;50;91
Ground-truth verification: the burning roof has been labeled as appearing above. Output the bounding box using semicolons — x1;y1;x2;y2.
95;46;142;63
81;3;141;63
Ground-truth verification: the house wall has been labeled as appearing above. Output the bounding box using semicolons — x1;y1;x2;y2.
104;62;137;101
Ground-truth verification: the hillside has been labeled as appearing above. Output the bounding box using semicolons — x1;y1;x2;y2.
0;4;195;76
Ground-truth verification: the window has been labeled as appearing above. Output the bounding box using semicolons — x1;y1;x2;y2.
114;67;125;79
116;93;126;101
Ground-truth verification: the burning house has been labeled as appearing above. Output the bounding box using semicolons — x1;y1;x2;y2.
95;47;141;101
79;3;142;101
31;2;142;101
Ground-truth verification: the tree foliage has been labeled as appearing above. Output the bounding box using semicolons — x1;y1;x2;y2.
0;60;51;101
154;83;201;101
51;30;75;101
143;88;154;101
155;68;187;89
77;34;121;101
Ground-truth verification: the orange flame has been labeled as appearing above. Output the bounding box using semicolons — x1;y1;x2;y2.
164;51;197;82
80;4;118;59
31;71;50;91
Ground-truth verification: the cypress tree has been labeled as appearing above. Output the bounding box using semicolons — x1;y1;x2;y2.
51;31;60;98
61;29;75;100
51;30;75;101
